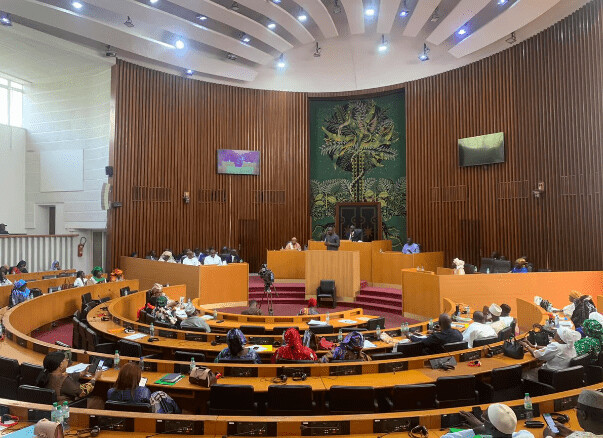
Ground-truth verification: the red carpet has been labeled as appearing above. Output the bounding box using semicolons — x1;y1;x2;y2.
32;322;73;346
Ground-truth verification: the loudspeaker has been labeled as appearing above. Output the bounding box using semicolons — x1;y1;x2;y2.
105;166;113;177
101;183;111;210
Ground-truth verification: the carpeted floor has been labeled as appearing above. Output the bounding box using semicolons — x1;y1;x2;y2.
33;321;73;346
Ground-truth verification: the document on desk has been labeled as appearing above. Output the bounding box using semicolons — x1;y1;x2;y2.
201;315;214;320
124;333;146;340
66;363;89;374
363;340;377;348
356;317;371;321
307;320;327;326
338;319;358;324
250;344;273;352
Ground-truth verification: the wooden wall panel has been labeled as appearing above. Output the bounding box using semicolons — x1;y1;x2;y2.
109;1;602;272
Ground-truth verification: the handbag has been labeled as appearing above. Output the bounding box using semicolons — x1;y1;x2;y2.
188;366;217;388
528;327;550;346
503;337;525;359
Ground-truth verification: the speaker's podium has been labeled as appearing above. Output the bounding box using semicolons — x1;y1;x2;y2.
305;250;360;303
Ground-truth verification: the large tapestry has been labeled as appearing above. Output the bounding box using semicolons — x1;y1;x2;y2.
309;91;407;249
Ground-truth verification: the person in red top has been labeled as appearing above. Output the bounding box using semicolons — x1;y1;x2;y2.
271;328;318;363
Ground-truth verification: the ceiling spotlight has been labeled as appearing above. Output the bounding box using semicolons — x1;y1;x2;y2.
297;10;307;22
72;1;83;9
313;41;321;57
457;28;467;35
0;13;11;26
150;0;159;3
267;22;276;29
272;0;281;3
185;69;193;76
333;0;341;14
399;0;408;17
227;52;237;60
418;43;430;61
505;31;517;44
105;45;116;57
365;7;375;16
175;39;185;49
241;34;250;43
231;1;239;11
377;34;389;52
497;0;508;4
277;54;286;69
124;16;134;27
196;14;207;21
430;7;439;22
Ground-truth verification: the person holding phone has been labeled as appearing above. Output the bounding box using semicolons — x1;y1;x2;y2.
107;363;151;404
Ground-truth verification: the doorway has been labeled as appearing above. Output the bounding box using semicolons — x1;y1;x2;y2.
239;219;260;272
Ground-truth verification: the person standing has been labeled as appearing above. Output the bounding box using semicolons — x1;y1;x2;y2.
0;223;8;234
324;227;340;251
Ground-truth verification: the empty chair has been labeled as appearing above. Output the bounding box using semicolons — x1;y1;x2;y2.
72;317;82;349
385;384;437;411
105;400;152;412
275;358;316;364
216;357;257;365
153;320;175;329
569;354;592;368
473;336;499;347
239;325;266;336
0;377;19;400
85;328;115;354
316;280;336;308
17;385;56;404
532;365;586;395
442;341;468;352
174;351;207;373
436;375;479;408
78;321;88;348
20;363;43;386
272;326;299;336
479;258;495;273
498;326;513;341
371;352;405;361
0;356;21;399
208;384;257;415
366;317;385;331
81;292;93;306
117;339;143;358
478;365;524;403
265;385;315;415
119;286;131;297
309;325;334;335
326;386;378;414
395;341;424;358
30;288;43;298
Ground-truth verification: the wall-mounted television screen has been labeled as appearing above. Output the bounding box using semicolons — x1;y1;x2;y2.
217;149;260;175
458;132;504;167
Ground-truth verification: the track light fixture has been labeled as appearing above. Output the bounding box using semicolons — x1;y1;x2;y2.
418;43;430;61
313;42;321;57
0;12;11;26
378;34;389;52
399;0;409;17
231;1;239;11
297;9;307;22
241;33;250;43
124;16;134;27
185;69;193;76
175;39;185;49
272;0;281;3
105;45;116;57
196;14;207;21
505;31;517;44
267;22;276;29
72;1;83;9
227;52;237;60
333;0;341;14
430;7;439;22
277;54;286;69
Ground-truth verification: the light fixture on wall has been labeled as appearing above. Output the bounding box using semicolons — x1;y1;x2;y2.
297;10;307;22
313;42;321;57
183;192;190;203
267;21;276;29
333;0;341;14
231;2;240;11
505;31;517;44
185;69;193;76
72;1;83;9
227;52;237;60
124;16;134;27
430;7;439;22
196;14;207;21
277;54;286;69
105;45;117;57
418;43;430;61
241;34;251;43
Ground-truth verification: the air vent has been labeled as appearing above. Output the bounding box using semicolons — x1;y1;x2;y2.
131;186;172;202
497;180;529;199
560;173;601;196
254;190;285;204
198;189;227;203
441;185;468;203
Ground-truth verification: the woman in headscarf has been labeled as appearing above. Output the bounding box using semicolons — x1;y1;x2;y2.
158;251;176;263
214;329;262;364
85;267;105;286
9;279;31;307
320;331;371;362
562;291;582;317
271;328;318;363
151;296;177;327
571;295;597;329
520;327;580;378
51;260;61;271
109;268;124;282
298;298;319;315
73;271;86;288
35;351;103;409
574;319;603;361
10;260;28;274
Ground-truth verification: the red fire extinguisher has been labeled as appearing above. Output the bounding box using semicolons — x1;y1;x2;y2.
78;237;87;257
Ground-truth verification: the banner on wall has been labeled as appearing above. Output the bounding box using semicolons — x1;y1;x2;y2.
309;91;407;249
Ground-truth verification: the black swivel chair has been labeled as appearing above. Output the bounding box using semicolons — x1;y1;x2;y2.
105;400;152;412
20;363;44;386
371;352;405;361
395;341;424;358
435;375;479;408
208;384;257;415
477;365;524;403
309;325;334;335
265;385;315;415
326;386;378;414
239;325;266;335
174;351;207;373
385;384;437;411
0;356;21;399
30;288;43;298
524;366;586;397
498;326;514;341
85;328;115;354
442;341;468;352
17;385;56;404
366;317;386;331
272;326;299;336
72;317;82;349
316;280;336;308
473;336;500;347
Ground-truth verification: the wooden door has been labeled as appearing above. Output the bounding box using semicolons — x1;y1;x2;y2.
239;219;260;272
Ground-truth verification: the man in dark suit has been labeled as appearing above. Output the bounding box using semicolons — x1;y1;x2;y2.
345;225;363;242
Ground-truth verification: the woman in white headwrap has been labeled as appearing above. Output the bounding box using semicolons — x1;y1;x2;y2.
520;327;580;379
158;251;176;263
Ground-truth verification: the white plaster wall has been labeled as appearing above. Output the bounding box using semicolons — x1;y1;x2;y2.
0;125;26;234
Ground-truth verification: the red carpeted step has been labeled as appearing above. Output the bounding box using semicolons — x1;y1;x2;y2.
358;289;402;300
350;302;404;314
355;295;401;306
249;291;306;300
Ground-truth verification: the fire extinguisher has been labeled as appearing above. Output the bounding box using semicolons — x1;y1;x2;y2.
78;237;87;257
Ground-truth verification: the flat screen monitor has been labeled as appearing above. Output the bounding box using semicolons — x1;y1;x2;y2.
458;132;504;167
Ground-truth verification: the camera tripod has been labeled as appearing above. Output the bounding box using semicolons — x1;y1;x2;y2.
260;282;279;316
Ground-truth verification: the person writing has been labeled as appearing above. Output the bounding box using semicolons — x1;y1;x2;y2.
402;238;420;254
463;311;497;347
519;327;580;379
285;237;302;251
323;226;340;251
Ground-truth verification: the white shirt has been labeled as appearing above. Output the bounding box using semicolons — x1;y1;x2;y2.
462;322;497;347
73;278;85;288
203;255;222;266
182;257;200;266
534;341;576;371
0;278;12;286
563;303;575;317
442;429;534;438
158;257;176;263
500;316;514;326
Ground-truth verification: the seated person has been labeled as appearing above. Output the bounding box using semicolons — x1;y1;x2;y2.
0;268;12;286
158;251;176;263
180;303;211;332
10;260;28;274
487;304;510;334
463;311;497;347
182;250;200;266
219;246;231;263
520;327;580;378
320;331;371;362
152;296;177;326
241;299;262;316
214;329;262;364
228;249;241;263
406;313;463;355
51;260;61;271
298;298;319;315
73;271;86;288
147;283;165;307
285;237;302;251
271;328;318;363
571;294;597;329
562;291;581;318
543;389;603;437
85;266;106;286
574;319;603;360
500;303;515;326
130;252;138;258
441;403;534;438
345;225;363;242
145;250;157;260
511;258;529;273
109;268;124;282
402;238;420;254
203;248;222;266
10;279;31;306
36;351;103;409
490;251;502;260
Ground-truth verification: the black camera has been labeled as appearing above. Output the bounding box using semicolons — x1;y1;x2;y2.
258;264;274;287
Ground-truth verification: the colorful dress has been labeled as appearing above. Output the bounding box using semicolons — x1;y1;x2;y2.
574;319;603;360
272;328;318;363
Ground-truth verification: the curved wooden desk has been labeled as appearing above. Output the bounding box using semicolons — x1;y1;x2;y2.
5;269;76;282
0;276;77;307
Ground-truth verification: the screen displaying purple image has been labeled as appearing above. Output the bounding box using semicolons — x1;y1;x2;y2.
217;149;260;175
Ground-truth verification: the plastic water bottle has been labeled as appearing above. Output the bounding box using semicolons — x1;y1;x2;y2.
51;402;58;423
524;393;533;419
376;325;381;339
62;401;70;431
428;319;434;331
114;350;120;370
190;357;195;373
149;323;155;337
55;406;63;426
139;356;145;371
486;268;490;274
325;313;330;324
179;297;184;305
213;310;218;320
554;314;560;328
188;298;191;305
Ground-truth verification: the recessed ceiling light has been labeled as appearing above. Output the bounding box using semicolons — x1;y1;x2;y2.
497;0;508;4
378;34;388;52
231;2;239;11
399;0;408;17
72;1;83;9
272;0;281;3
242;35;250;43
175;39;185;49
418;43;430;61
267;22;276;29
196;14;207;21
150;0;159;3
457;28;467;35
333;0;341;14
124;16;134;27
185;69;193;76
365;8;375;16
297;11;307;22
277;54;286;69
0;13;11;26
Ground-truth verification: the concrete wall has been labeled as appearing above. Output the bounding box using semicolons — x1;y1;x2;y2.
0;125;26;234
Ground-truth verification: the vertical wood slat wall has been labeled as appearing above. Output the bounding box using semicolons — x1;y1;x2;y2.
109;1;602;272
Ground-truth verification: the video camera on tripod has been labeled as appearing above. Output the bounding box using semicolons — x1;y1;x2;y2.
258;264;277;315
